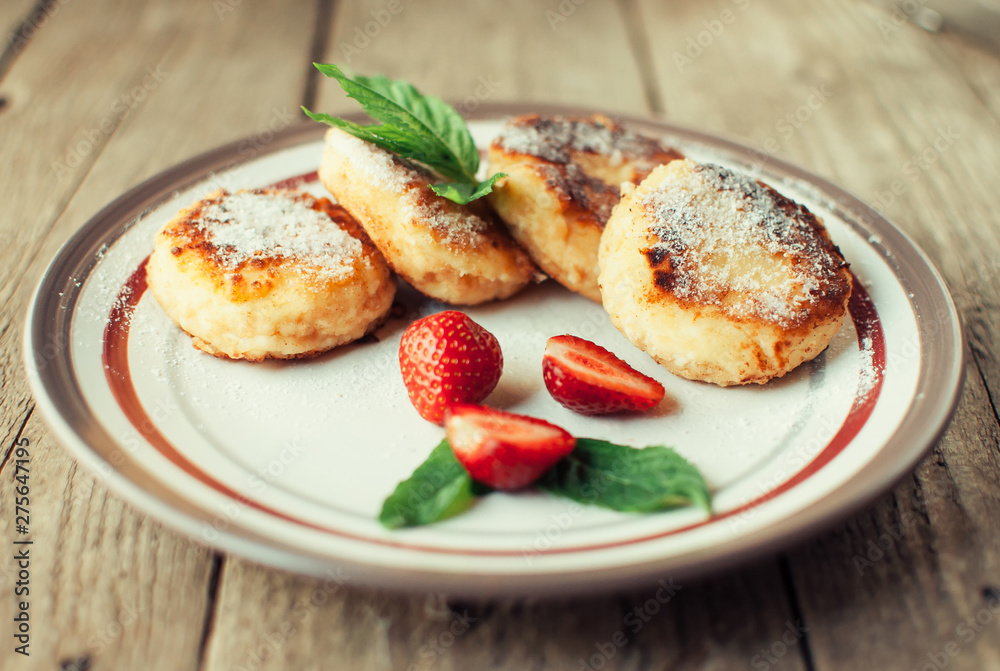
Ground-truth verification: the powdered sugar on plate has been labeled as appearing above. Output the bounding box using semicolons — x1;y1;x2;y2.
857;334;880;396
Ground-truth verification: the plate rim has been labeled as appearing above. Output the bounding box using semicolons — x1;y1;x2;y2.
23;103;965;596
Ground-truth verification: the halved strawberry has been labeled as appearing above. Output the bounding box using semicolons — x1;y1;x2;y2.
542;335;665;415
445;405;576;490
399;311;503;425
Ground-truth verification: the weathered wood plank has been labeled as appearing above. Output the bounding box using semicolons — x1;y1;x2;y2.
0;0;321;669
0;413;217;670
314;0;652;115
202;558;806;671
0;0;36;35
1;0;319;448
937;38;1000;125
633;0;1000;668
0;0;172;490
0;0;194;459
0;0;50;82
778;5;1000;666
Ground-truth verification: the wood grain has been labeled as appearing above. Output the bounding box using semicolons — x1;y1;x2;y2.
0;0;199;462
0;0;321;668
202;558;807;671
785;363;1000;670
0;0;38;37
2;0;1000;669
315;0;653;115
0;414;216;670
0;0;320;446
635;0;1000;667
0;0;50;83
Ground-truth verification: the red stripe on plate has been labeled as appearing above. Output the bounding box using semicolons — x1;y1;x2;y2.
104;261;884;557
269;170;319;191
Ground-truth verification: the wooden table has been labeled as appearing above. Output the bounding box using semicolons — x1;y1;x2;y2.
3;0;1000;668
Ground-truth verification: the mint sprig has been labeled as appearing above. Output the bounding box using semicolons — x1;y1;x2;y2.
378;437;711;529
303;64;504;204
539;439;711;513
378;440;482;529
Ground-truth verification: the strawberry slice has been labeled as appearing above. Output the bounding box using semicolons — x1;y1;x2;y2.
399;311;503;425
542;335;665;415
445;405;576;490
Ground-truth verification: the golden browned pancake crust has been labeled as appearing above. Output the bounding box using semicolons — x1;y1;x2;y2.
319;128;538;306
598;159;852;386
147;188;395;361
488;114;682;301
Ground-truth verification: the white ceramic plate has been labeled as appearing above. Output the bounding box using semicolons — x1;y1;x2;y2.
25;105;963;596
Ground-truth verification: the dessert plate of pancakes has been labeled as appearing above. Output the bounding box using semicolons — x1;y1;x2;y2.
25;104;963;596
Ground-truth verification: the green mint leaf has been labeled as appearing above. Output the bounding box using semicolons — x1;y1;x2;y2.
378;440;477;529
302;107;467;182
351;71;480;176
430;173;506;204
539;438;712;513
303;110;461;179
301;109;411;156
306;64;479;185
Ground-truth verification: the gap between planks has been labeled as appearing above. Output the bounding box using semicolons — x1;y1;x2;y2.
197;3;339;666
779;554;817;671
970;351;1000;435
0;0;56;86
301;0;336;111
614;3;822;665
615;0;665;117
197;554;225;671
0;404;34;475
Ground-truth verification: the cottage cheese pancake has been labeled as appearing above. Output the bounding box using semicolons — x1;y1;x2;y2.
598;159;852;386
319;128;537;306
488;114;682;301
147;188;395;361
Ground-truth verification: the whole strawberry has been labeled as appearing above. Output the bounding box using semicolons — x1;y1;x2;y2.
399;311;503;424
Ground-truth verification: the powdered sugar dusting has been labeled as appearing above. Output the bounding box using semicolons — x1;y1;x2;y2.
328;130;489;247
857;334;879;396
327;130;409;195
403;196;491;246
642;162;849;326
197;191;362;278
495;116;668;170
